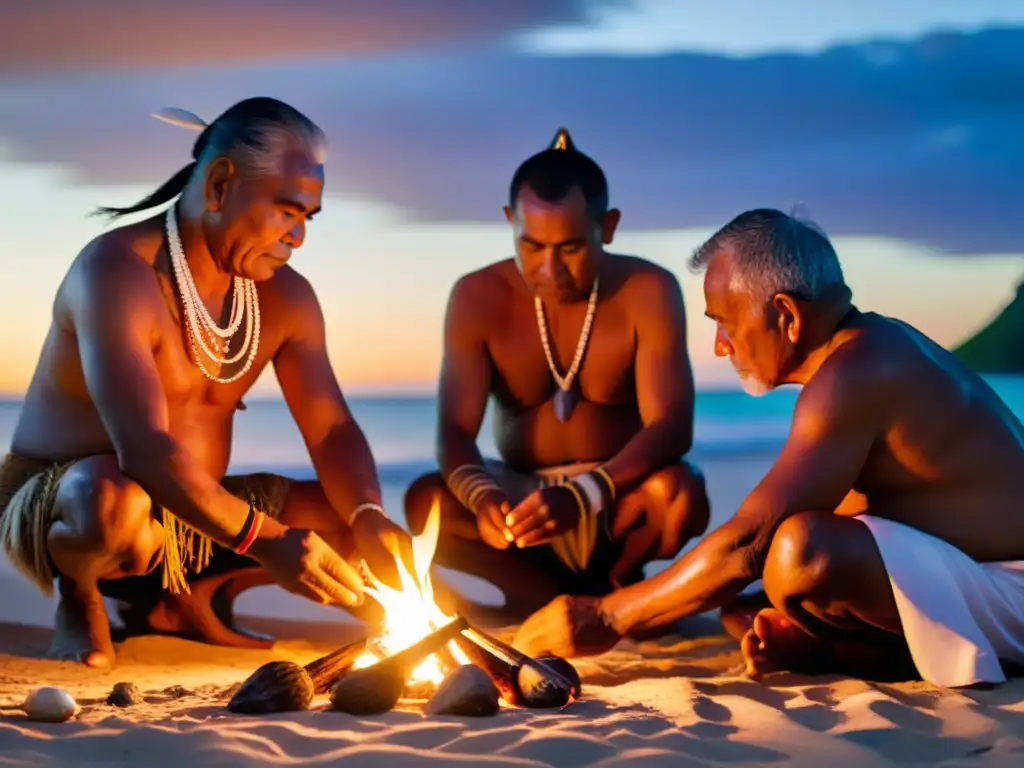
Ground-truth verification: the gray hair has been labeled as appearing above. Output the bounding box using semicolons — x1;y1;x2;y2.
200;108;327;178
95;97;326;219
690;208;846;303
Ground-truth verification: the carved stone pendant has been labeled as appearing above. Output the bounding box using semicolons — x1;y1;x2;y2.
553;385;579;423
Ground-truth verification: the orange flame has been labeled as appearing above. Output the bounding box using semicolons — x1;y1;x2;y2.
351;497;469;685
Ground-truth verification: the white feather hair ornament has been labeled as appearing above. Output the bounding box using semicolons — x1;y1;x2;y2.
151;107;208;131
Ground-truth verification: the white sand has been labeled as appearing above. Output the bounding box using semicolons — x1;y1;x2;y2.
2;453;1023;767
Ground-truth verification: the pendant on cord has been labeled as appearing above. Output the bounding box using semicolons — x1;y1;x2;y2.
553;382;580;423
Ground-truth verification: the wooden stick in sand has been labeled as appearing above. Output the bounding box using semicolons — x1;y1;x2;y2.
227;636;370;715
330;616;469;715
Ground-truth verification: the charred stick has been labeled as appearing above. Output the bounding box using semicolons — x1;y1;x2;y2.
452;633;522;705
303;637;369;694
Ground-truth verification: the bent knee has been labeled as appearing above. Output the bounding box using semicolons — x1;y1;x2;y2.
52;456;154;553
404;472;455;534
762;511;852;605
637;462;710;559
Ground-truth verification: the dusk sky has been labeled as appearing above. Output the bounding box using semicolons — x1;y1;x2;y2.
1;1;1022;395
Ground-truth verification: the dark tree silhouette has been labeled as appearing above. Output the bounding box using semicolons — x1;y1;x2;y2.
953;278;1024;373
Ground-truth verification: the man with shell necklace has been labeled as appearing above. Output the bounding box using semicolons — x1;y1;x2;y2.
0;98;412;668
405;129;709;623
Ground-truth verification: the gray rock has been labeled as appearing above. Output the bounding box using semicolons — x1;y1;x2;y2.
425;664;500;717
107;682;145;708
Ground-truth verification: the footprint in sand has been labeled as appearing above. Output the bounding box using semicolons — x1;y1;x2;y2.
691;694;731;723
869;698;943;736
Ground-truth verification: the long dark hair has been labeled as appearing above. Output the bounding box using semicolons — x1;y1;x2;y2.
93;97;325;219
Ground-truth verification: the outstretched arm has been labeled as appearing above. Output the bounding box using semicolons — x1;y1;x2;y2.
598;270;695;494
272;271;416;584
600;356;883;635
69;245;285;563
273;272;383;526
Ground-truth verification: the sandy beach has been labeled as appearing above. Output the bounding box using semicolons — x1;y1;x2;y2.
1;452;1023;767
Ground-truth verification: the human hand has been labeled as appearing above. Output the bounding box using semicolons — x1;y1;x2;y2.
505;485;584;548
474;490;513;550
512;595;621;659
255;527;365;607
351;508;416;589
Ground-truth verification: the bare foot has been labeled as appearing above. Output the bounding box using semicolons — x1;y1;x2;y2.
48;588;115;668
720;591;771;641
740;608;833;679
122;568;275;650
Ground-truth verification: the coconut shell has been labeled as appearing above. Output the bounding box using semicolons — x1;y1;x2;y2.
425;664;499;717
330;664;407;715
537;656;581;699
514;663;571;709
227;660;314;714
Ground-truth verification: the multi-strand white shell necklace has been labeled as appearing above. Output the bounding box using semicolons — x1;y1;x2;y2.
165;205;261;383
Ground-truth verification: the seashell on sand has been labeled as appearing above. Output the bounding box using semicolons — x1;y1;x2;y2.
107;681;145;708
425;664;499;717
227;660;314;715
22;687;80;723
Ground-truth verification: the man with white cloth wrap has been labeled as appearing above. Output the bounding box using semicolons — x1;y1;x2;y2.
513;208;1024;688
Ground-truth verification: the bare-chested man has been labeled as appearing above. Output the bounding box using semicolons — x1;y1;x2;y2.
512;208;1024;688
403;130;709;621
0;98;413;667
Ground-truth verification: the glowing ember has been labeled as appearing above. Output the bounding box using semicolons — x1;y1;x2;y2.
352;498;469;686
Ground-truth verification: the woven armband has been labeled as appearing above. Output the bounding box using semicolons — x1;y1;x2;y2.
445;464;501;513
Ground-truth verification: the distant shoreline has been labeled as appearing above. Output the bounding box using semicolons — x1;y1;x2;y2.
0;374;1022;406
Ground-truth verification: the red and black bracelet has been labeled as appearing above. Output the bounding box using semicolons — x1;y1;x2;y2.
232;497;265;555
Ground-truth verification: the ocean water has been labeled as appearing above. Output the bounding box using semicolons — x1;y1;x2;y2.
1;375;1021;487
0;379;1021;620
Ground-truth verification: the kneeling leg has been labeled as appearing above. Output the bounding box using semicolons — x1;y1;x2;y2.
607;460;710;590
47;456;166;667
741;511;916;681
112;480;353;648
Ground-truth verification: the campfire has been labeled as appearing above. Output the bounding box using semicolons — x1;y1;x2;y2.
227;498;581;717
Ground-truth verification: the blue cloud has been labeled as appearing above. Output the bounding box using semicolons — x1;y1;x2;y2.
0;26;1021;254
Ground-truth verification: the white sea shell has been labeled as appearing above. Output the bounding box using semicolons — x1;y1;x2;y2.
22;686;80;723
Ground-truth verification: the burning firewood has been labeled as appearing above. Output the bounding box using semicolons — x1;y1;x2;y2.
330;616;469;715
457;625;581;708
227;637;369;715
